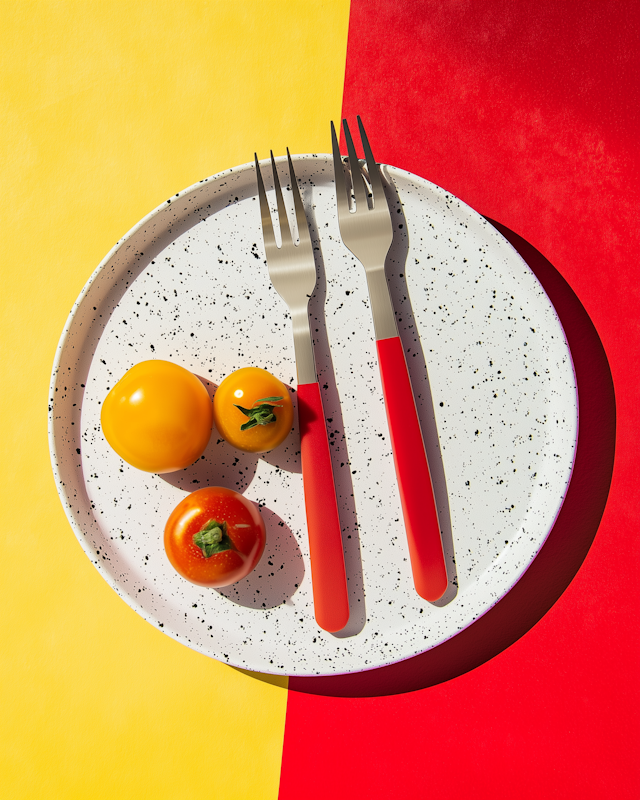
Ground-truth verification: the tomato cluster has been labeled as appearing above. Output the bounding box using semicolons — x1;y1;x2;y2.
101;360;291;587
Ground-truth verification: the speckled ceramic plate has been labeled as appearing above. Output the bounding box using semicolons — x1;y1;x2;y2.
49;155;577;676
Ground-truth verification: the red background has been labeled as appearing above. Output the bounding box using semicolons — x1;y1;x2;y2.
279;1;639;797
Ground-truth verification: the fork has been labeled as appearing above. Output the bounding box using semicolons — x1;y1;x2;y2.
255;150;349;632
331;117;448;602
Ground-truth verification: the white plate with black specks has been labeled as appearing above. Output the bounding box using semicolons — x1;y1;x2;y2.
49;155;577;676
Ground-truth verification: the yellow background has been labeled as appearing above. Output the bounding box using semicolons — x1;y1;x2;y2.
0;2;349;797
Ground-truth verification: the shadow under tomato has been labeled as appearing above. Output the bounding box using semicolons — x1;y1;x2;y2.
216;506;304;609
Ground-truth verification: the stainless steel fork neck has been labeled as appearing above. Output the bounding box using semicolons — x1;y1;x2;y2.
290;305;317;386
361;261;398;341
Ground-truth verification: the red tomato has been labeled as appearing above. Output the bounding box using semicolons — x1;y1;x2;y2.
164;487;266;587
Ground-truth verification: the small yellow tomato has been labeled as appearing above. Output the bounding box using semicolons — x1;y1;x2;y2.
213;367;293;453
101;360;213;473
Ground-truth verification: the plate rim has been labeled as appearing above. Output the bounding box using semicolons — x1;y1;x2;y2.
48;154;579;676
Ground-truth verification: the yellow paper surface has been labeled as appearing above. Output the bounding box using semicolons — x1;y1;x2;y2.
0;2;350;797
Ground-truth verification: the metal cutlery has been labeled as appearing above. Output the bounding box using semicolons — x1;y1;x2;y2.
331;117;448;602
255;150;349;632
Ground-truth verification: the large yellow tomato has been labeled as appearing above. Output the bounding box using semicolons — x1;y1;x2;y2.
101;360;213;473
213;367;293;453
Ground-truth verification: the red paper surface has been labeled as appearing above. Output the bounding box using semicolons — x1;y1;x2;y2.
279;1;639;797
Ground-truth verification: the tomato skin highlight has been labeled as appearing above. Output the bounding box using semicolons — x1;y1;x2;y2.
164;487;266;587
100;360;213;473
213;367;293;453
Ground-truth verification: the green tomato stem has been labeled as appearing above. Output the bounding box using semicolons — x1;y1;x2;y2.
193;519;232;557
234;397;283;432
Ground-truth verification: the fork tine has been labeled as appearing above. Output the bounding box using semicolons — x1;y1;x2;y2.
331;121;350;218
255;154;277;254
287;148;312;251
270;150;293;248
357;115;385;206
342;119;368;211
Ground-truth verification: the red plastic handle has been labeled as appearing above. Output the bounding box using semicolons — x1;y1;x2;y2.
297;382;349;632
376;336;448;601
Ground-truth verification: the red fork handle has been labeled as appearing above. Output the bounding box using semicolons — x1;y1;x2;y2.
297;382;349;632
376;336;448;601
